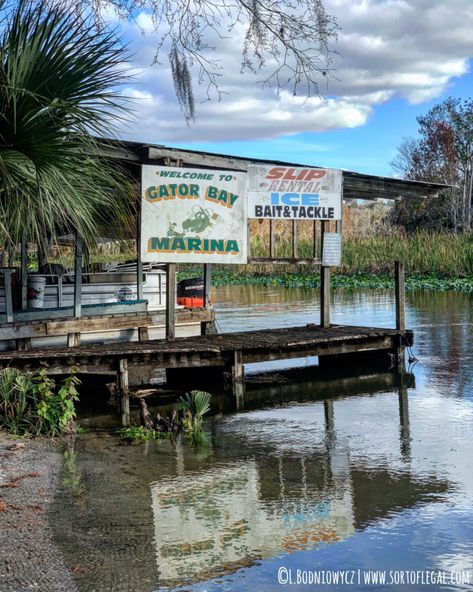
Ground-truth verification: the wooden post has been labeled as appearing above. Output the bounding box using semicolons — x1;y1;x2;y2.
118;358;130;426
21;233;28;310
320;221;330;328
269;219;275;257
3;269;14;323
324;399;334;433
136;196;144;301
58;275;63;308
395;260;406;372
67;332;81;347
201;263;212;335
292;219;297;258
74;235;83;318
395;260;405;331
312;220;317;259
166;263;176;340
232;350;244;383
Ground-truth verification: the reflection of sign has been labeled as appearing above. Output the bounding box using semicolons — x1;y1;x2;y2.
322;233;342;267
151;460;354;587
247;165;342;220
141;166;248;263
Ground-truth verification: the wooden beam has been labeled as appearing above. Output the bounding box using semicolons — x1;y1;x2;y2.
166;263;176;340
74;235;83;318
248;257;322;266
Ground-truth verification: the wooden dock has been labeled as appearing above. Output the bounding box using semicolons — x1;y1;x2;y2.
0;323;412;424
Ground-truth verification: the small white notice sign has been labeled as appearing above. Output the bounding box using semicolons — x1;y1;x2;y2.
322;233;342;267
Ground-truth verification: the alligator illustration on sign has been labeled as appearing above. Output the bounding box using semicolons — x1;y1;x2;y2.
167;206;219;238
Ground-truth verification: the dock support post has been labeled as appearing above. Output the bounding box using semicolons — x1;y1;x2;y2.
118;358;130;426
67;333;81;347
231;350;244;405
166;263;176;340
320;221;330;328
395;260;406;372
201;264;212;335
320;267;330;328
232;350;244;382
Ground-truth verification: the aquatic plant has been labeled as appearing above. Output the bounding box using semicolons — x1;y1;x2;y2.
178;390;211;432
0;366;80;436
120;390;212;444
119;425;159;444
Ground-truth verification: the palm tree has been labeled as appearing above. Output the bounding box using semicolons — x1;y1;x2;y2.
0;0;133;251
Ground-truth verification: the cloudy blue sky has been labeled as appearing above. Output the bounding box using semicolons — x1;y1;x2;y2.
109;0;473;177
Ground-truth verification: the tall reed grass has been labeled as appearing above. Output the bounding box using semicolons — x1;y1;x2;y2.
248;226;473;277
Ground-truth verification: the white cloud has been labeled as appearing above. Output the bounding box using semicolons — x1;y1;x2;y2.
109;0;473;143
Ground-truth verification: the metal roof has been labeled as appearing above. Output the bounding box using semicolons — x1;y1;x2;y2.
99;138;449;201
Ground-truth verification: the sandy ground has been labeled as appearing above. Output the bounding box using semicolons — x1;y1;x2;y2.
0;430;77;592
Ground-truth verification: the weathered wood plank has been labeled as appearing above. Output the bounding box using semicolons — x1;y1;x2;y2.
46;313;152;335
0;301;148;326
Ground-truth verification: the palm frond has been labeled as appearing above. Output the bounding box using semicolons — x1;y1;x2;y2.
0;0;134;249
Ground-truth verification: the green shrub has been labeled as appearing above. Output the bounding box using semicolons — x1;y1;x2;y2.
0;366;80;436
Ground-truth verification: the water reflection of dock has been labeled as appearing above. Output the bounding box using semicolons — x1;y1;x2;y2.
150;382;449;588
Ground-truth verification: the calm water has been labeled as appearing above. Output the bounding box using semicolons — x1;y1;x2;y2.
50;287;473;591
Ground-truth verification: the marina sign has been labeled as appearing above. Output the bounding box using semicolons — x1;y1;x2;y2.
247;165;343;220
141;165;248;264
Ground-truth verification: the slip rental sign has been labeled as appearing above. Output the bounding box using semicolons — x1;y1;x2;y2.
247;164;342;220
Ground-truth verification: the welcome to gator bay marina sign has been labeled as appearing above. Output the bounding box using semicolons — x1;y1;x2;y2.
141;164;343;264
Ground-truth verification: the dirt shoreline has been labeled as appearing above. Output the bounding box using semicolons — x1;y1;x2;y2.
0;430;77;592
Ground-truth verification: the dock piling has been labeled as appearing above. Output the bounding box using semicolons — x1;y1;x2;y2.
118;358;130;426
395;260;406;372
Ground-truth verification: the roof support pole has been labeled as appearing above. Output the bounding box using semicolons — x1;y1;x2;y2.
74;234;83;319
21;231;28;311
